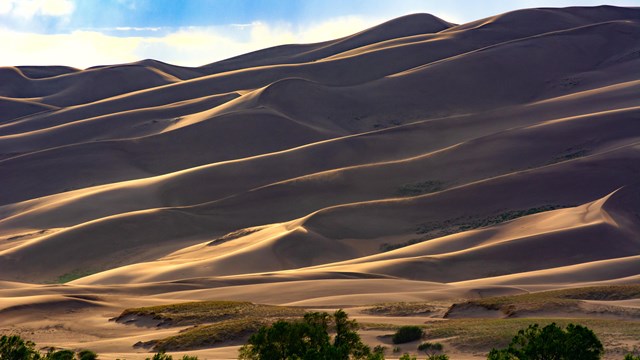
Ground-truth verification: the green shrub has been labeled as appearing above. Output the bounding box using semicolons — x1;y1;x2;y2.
146;351;173;360
44;349;75;360
624;355;640;360
418;341;443;353
77;350;98;360
427;355;449;360
399;354;416;360
392;326;424;344
487;323;603;360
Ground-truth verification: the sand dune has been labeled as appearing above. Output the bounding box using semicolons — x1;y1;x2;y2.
1;6;640;358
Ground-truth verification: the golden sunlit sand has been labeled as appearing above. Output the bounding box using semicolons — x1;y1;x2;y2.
1;6;640;359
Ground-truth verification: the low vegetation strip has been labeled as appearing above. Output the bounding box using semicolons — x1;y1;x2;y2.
421;318;640;354
116;300;304;326
362;302;448;317
378;205;573;253
144;318;266;351
207;228;262;246
117;300;305;351
396;180;444;197
446;285;640;318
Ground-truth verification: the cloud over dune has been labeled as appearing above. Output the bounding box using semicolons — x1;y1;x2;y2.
0;16;383;68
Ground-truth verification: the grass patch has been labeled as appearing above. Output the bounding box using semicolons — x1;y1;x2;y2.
416;205;572;238
447;285;640;318
549;148;589;164
382;205;572;252
396;181;444;197
422;318;640;353
379;238;425;252
54;269;95;283
117;300;304;326
119;301;305;351
147;318;266;351
208;228;261;246
363;302;446;317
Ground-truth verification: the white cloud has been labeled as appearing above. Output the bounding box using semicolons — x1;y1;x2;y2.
0;15;382;68
0;0;75;18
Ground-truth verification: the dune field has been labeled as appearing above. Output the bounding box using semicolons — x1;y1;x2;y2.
1;5;640;359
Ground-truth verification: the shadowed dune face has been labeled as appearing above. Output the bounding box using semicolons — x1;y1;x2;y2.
1;4;640;320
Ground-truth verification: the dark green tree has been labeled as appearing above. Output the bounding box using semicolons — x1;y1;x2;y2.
238;310;381;360
0;335;42;360
487;323;603;360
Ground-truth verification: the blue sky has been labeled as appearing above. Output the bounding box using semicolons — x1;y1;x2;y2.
1;0;638;68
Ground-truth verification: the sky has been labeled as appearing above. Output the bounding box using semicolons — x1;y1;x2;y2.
1;0;638;68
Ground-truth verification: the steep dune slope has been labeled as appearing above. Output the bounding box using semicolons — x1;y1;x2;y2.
2;17;638;207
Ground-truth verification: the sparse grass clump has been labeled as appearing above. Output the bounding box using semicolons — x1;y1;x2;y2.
415;204;574;239
418;341;443;353
448;285;640;317
363;302;444;317
396;180;444;197
379;238;425;252
54;269;95;283
421;318;640;352
208;228;261;246
117;300;304;326
150;318;265;351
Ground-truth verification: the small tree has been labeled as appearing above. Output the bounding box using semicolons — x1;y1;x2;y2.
239;309;380;360
487;323;603;360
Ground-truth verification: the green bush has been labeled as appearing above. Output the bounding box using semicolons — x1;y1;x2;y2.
392;326;424;344
399;354;416;360
77;350;98;360
0;335;102;360
44;349;75;360
145;351;174;360
487;323;603;360
624;355;640;360
427;355;449;360
418;342;443;353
